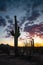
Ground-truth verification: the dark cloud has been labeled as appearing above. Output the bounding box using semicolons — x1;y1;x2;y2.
5;23;14;37
0;0;43;11
20;10;40;27
0;17;6;27
5;28;12;38
5;32;11;38
0;5;6;11
5;15;10;19
20;16;26;25
41;10;43;13
20;0;43;27
0;16;3;19
8;19;13;24
7;24;14;30
0;0;7;11
24;24;43;37
5;29;10;32
32;0;43;7
6;0;21;10
28;10;40;21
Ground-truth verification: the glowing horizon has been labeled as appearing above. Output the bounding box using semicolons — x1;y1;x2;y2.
0;32;43;47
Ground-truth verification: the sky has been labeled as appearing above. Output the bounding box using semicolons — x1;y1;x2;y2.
0;0;43;47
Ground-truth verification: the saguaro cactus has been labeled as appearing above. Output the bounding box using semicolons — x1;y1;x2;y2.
10;16;20;56
31;39;34;54
31;39;34;47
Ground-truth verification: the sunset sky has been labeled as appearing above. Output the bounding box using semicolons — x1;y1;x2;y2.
0;0;43;47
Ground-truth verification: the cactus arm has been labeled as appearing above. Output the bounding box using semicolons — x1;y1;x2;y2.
10;30;15;36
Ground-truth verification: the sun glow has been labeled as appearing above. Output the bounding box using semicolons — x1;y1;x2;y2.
0;32;43;47
18;32;43;47
33;35;43;47
34;35;41;43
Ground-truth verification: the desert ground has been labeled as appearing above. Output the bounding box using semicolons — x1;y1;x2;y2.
0;53;43;65
0;45;43;65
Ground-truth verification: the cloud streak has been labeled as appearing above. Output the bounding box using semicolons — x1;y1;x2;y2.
0;16;6;27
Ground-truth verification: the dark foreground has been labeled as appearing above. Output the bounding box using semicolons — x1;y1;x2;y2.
0;46;43;65
0;53;43;65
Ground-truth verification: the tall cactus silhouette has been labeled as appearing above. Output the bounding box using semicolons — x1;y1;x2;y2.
31;39;34;54
31;39;34;47
10;16;20;56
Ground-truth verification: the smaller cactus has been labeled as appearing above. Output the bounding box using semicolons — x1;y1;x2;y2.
31;39;34;47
